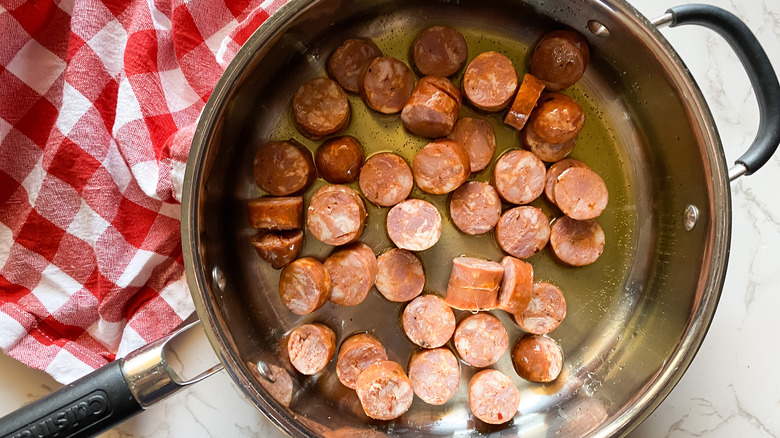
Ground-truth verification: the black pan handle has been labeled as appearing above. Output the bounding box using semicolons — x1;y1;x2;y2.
666;4;780;177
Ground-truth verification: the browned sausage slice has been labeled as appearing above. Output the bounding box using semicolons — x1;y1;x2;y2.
251;230;304;269
544;158;589;204
292;77;351;139
493;149;546;205
315;136;365;184
528;93;585;144
375;248;425;302
387;199;442;251
328;38;383;93
401;76;462;138
287;323;337;375
358;153;413;207
495;206;551;259
462;51;518;112
412;26;468;77
522;125;577;163
359;56;416;114
278;257;331;315
307;185;367;246
247;196;304;230
254;140;316;196
554;167;608;220
355;360;414;420
469;369;520;425
445;257;503;311
497;256;533;314
336;333;388;389
447;117;496;172
408;348;460;405
550;216;605;266
512;334;563;383
514;281;567;335
530;29;590;91
504;73;546;130
450;181;502;235
402;294;456;348
453;313;509;367
412;138;471;194
325;242;378;306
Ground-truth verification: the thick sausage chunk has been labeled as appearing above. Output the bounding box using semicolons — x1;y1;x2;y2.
359;56;415;114
412;26;468;77
514;281;567;335
512;334;563;383
445;257;503;311
412;138;471;194
495;206;551;259
375;248;425;302
522;126;576;163
462;51;518;112
337;333;388;389
408;348;460;405
251;230;304;269
358;153;413;207
307;185;367;246
528;93;585;144
504;73;545;130
554;167;609;220
247;196;304;230
454;313;509;367
325;242;378;306
254;140;315;196
447;117;496;172
292;77;351;139
544;158;589;204
530;29;590;91
450;181;501;235
402;294;456;348
469;369;520;425
315;136;365;184
287;323;337;375
328;38;383;93
387;199;442;251
356;360;414;420
493;149;546;205
278;257;331;315
401;76;462;138
497;256;533;314
550;216;605;266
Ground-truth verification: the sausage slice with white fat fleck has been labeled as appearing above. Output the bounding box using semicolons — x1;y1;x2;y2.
469;369;521;425
497;256;533;314
402;294;456;349
408;348;460;405
450;181;502;235
358;153;413;207
278;257;331;315
359;56;415;114
292;77;351;139
328;38;383;93
554;167;609;220
375;248;425;302
287;323;336;375
454;313;509;367
254;140;316;196
387;199;442;251
337;333;388;389
512;334;564;383
401;76;462;138
355;360;414;420
550;216;605;266
447;117;496;172
325;242;378;306
545;158;589;204
514;281;567;335
412;138;471;194
495;206;551;259
412;26;468;77
462;51;518;112
445;257;504;311
307;185;367;246
493;149;546;205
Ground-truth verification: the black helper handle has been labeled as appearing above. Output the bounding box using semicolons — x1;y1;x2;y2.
667;4;780;176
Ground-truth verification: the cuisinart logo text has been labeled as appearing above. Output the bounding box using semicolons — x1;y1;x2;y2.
9;391;111;438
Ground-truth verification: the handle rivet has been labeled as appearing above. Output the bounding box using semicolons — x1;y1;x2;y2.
683;205;699;230
588;20;611;37
212;266;226;291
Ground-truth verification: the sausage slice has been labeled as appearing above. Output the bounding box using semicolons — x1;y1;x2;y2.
292;77;351;139
253;140;316;196
412;26;468;77
278;257;331;315
251;230;304;269
328;38;383;93
504;73;546;130
408;348;460;405
315;136;365;184
375;248;425;302
358;153;414;207
514;281;567;335
402;294;456;348
522;126;577;163
325;242;378;306
550;216;605;266
495;206;551;259
247;196;304;230
462;51;518;112
359;56;415;114
497;256;533;315
355;360;414;420
544;158;589;204
493;149;546;205
447;117;497;172
454;313;509;367
387;199;442;251
336;333;388;389
287;323;337;375
528;93;585;144
469;369;520;425
512;334;564;383
307;185;367;246
401;76;462;138
530;29;590;91
553;167;609;220
445;257;504;311
450;181;502;235
412;138;471;194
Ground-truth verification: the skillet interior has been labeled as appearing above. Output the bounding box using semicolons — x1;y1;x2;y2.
183;0;730;436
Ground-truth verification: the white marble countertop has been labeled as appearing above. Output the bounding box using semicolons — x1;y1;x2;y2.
2;0;779;436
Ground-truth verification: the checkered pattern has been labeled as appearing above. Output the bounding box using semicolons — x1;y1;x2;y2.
0;0;288;384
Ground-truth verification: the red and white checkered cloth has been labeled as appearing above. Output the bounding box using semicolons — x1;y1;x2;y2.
0;0;288;384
